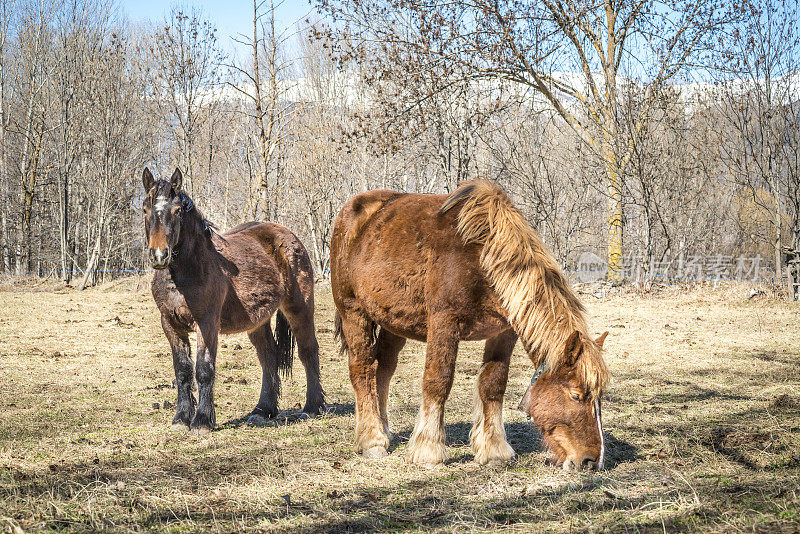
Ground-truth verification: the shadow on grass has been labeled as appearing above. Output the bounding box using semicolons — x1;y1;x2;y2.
386;420;638;468
32;461;787;534
610;348;799;400
13;442;791;534
219;402;355;429
130;474;604;532
6;398;792;533
746;349;800;366
130;461;764;534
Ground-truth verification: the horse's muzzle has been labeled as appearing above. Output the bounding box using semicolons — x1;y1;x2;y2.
562;455;600;471
149;247;171;269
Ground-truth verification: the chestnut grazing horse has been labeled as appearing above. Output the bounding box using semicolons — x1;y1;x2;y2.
331;181;609;469
142;167;325;435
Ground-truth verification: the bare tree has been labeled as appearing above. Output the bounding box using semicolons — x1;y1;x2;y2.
715;0;799;285
0;0;792;298
621;85;737;280
226;0;295;221
480;103;602;264
8;0;53;275
317;0;742;281
286;26;350;275
0;0;15;273
77;29;148;289
151;6;224;195
51;0;109;283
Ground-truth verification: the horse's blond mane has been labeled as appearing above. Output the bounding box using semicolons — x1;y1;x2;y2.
442;180;609;398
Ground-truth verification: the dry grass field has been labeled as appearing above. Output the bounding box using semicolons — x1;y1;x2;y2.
0;278;798;532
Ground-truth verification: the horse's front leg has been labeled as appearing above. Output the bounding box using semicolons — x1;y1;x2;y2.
161;315;195;430
408;316;459;466
471;329;517;465
191;319;219;436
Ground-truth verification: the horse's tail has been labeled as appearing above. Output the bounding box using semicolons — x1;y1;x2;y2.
334;310;348;357
334;310;379;358
275;310;295;379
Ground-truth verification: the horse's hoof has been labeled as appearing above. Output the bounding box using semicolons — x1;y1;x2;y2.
408;441;446;466
247;414;270;427
473;442;516;465
170;422;189;432
190;426;212;438
362;446;388;458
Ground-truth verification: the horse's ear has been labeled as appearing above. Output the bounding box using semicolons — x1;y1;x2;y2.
142;167;154;192
595;331;609;349
563;330;583;366
170;168;183;192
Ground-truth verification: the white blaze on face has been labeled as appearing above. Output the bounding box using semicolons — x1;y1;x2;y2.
154;195;169;215
595;399;605;470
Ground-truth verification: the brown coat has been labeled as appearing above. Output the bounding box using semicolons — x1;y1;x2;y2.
331;181;608;469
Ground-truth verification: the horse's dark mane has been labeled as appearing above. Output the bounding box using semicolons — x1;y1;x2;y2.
175;188;220;241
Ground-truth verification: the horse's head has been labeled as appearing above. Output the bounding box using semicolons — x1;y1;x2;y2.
519;330;609;471
141;167;187;269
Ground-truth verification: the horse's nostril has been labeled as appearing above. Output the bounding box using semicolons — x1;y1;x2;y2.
150;248;170;268
581;457;597;470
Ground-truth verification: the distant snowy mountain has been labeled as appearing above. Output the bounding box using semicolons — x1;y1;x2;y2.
198;69;800;113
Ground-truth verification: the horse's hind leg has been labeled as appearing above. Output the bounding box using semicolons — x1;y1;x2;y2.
161;315;195;430
376;328;405;439
247;324;280;425
409;317;459;466
280;304;325;415
339;311;388;457
471;329;517;465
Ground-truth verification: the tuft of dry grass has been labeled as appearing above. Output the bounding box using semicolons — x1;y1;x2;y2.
0;278;798;532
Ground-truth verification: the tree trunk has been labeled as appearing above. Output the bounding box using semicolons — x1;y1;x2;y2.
251;0;279;222
22;122;44;272
775;196;783;286
603;7;624;284
0;207;6;272
79;160;109;290
0;52;5;274
78;244;99;290
78;211;104;290
59;169;70;283
306;211;323;277
604;147;624;283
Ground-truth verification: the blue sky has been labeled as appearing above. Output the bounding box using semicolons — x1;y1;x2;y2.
120;0;318;56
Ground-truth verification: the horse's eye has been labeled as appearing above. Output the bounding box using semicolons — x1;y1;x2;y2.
171;205;181;216
569;392;581;402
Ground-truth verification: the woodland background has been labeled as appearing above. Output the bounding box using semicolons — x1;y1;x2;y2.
0;0;797;292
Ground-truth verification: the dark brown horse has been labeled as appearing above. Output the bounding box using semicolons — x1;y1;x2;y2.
331;181;609;469
142;168;325;435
